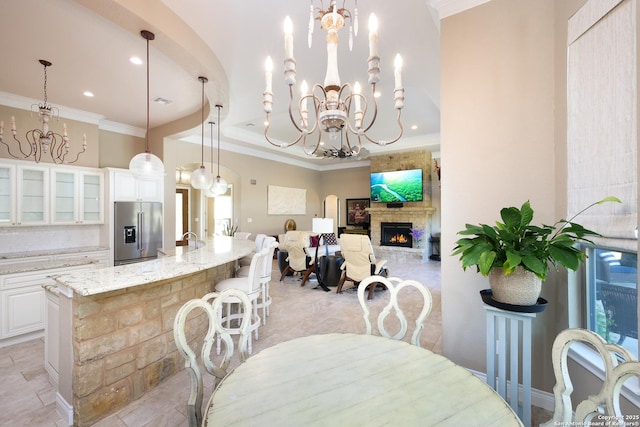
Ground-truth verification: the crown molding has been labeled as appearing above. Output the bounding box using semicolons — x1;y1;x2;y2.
427;0;491;19
0;91;104;125
99;120;145;138
0;91;147;137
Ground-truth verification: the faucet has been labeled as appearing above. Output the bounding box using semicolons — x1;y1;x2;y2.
182;231;199;249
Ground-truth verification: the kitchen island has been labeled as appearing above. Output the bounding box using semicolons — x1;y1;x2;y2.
49;236;253;426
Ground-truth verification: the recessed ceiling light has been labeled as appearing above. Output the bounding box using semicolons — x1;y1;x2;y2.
263;120;269;126
83;91;94;98
129;56;143;65
411;125;418;130
374;91;381;98
153;97;172;105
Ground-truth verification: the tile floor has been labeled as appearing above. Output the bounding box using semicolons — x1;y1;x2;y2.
0;259;551;426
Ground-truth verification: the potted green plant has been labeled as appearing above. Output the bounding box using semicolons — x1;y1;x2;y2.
452;196;620;305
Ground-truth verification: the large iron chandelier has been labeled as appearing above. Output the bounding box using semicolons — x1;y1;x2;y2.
0;59;87;164
263;0;404;158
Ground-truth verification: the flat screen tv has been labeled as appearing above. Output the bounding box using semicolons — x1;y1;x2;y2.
370;168;423;203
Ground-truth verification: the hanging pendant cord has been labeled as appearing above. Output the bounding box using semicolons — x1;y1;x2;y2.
145;33;151;153
200;78;205;167
42;63;48;107
209;121;214;167
216;105;222;176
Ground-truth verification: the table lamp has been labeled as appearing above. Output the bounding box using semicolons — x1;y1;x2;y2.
312;218;334;291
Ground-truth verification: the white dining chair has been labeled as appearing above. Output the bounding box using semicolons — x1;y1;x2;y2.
173;288;252;427
541;328;640;426
214;246;270;353
358;276;433;347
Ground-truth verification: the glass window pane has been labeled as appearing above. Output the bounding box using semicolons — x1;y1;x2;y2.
586;247;638;358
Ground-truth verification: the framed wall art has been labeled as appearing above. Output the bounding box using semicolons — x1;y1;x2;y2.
346;198;370;226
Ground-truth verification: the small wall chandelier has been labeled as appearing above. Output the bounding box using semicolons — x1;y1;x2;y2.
263;0;404;158
0;59;87;164
129;30;165;181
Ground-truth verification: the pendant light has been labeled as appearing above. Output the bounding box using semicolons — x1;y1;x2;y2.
204;120;216;198
190;76;214;190
210;104;228;196
129;30;165;181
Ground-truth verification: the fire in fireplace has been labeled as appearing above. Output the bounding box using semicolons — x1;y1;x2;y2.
381;222;413;248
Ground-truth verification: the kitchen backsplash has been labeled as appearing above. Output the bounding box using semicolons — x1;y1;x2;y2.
0;225;103;255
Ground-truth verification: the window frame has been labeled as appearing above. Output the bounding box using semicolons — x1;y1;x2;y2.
567;244;639;406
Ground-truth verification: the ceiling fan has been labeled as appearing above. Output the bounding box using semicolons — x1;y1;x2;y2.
318;126;370;160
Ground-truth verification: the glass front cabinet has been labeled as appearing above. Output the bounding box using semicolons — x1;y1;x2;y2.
0;162;49;227
0;160;103;227
51;168;104;225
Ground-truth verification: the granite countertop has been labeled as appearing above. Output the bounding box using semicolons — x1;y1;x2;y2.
0;246;110;275
0;258;101;275
0;246;108;260
52;236;253;297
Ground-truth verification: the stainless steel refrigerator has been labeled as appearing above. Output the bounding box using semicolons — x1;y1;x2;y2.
114;201;163;265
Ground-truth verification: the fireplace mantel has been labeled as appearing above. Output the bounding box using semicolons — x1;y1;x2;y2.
368;206;436;215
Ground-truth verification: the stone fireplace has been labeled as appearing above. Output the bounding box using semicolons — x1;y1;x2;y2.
366;150;437;262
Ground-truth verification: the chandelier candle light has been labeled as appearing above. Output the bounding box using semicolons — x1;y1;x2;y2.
0;59;87;164
263;0;404;158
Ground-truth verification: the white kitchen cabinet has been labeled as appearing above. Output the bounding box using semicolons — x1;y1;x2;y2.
0;161;49;227
17;164;49;226
1;284;46;339
0;262;99;346
51;167;104;224
112;168;163;202
0;163;15;225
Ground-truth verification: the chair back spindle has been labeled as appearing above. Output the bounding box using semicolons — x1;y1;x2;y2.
358;276;433;347
173;289;253;427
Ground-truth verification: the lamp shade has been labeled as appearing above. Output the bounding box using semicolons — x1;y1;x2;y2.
211;176;228;196
312;218;334;234
190;166;213;190
129;152;165;181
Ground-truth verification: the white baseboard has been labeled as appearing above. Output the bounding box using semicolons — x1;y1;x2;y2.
56;393;73;426
468;368;555;412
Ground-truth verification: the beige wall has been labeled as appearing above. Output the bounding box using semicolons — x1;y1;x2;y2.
164;140;374;240
98;130;144;168
440;0;586;393
319;165;371;227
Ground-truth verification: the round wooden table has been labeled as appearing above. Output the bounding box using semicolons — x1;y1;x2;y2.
204;333;523;426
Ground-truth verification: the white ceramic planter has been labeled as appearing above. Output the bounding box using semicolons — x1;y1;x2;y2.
488;266;542;306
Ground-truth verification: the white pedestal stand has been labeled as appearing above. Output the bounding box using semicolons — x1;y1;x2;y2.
484;305;539;427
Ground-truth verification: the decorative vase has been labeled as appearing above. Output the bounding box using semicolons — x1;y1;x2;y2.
488;266;542;306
